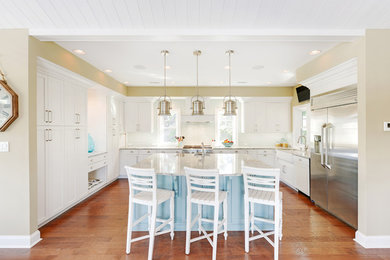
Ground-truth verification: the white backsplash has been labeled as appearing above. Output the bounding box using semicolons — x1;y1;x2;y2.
126;97;292;147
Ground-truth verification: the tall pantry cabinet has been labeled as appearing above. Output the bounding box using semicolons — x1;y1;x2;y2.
37;62;88;226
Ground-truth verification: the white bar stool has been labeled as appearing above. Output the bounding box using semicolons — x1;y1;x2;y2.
242;166;283;260
125;166;175;260
184;167;228;260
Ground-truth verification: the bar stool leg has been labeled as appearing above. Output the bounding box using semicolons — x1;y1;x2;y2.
279;198;283;240
223;198;228;240
126;198;134;254
170;196;175;240
185;199;192;254
148;206;152;233
198;204;202;234
244;197;250;253
250;202;254;235
212;203;219;260
148;204;157;260
274;203;280;260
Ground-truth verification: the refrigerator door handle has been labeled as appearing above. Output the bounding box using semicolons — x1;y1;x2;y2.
320;124;326;168
324;124;332;169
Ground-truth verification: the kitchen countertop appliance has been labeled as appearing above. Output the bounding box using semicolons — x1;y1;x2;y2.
310;86;358;228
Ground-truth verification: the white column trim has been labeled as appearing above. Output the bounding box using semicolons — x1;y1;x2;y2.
355;231;390;248
300;58;358;96
0;230;41;248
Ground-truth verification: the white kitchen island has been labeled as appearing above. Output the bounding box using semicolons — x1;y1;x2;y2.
133;152;273;176
126;152;277;232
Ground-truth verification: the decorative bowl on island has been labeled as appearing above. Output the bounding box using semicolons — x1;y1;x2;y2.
222;139;234;148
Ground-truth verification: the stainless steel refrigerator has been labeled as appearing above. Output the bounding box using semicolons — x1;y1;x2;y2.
310;86;358;228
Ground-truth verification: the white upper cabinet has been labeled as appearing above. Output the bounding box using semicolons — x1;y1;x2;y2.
243;98;291;133
243;101;266;133
265;102;291;133
125;101;153;133
37;73;64;126
64;82;87;126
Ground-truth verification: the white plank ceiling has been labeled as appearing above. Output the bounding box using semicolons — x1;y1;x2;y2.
1;0;390;86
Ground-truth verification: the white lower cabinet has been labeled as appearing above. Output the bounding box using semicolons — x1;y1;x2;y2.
294;156;310;196
64;127;88;207
37;126;88;226
276;151;310;195
279;158;296;188
37;126;65;223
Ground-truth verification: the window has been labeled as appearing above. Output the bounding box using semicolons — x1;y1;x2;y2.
216;110;237;143
300;110;308;137
159;110;179;144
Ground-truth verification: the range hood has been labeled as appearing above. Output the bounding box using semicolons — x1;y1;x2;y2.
182;115;214;124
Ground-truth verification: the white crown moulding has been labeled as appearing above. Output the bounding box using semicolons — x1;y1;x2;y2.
300;58;358;96
31;29;362;42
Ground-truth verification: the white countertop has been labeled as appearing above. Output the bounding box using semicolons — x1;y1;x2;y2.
120;146;294;151
132;153;273;176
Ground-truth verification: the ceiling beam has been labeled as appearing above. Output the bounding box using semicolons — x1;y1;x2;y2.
31;29;363;42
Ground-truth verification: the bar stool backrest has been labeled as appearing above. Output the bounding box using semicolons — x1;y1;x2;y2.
125;166;157;200
242;166;280;201
184;167;220;203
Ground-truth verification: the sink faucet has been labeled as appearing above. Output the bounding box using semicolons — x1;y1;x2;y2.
201;142;205;156
297;135;308;150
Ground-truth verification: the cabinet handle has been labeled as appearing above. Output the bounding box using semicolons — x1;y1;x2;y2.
49;110;53;123
45;129;49;142
47;129;52;141
45;110;49;123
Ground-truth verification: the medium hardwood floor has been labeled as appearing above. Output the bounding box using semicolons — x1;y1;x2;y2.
1;179;390;260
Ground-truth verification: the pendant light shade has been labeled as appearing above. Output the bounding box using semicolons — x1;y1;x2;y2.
157;50;172;116
223;50;238;116
191;50;205;115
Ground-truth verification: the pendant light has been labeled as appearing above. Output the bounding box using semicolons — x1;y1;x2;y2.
157;50;172;116
223;50;238;116
191;50;205;115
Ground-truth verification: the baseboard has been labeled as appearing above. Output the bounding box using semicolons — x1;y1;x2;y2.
355;231;390;248
0;230;41;248
118;175;128;179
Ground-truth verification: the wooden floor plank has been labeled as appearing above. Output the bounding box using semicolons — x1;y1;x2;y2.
1;180;390;260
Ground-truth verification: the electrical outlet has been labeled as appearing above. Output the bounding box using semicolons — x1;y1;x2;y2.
0;142;9;152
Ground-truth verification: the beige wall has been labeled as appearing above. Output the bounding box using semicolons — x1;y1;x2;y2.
297;30;390;237
127;86;293;97
0;33;129;237
358;30;390;236
296;41;361;82
29;37;126;96
0;29;32;236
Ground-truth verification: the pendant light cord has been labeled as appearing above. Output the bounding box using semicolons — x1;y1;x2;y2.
164;52;167;99
196;52;199;97
228;50;232;98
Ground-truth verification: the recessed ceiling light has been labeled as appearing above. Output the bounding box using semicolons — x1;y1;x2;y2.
309;50;321;55
224;65;230;70
149;81;160;84
237;81;247;84
165;65;171;69
283;70;289;73
172;81;175;84
266;81;272;84
220;81;224;84
134;65;146;70
123;81;129;84
252;65;264;70
73;49;86;55
104;69;112;73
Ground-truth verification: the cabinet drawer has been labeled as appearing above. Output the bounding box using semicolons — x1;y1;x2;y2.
123;150;139;156
138;150;153;155
293;156;309;167
89;153;107;164
89;159;107;172
276;151;293;163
